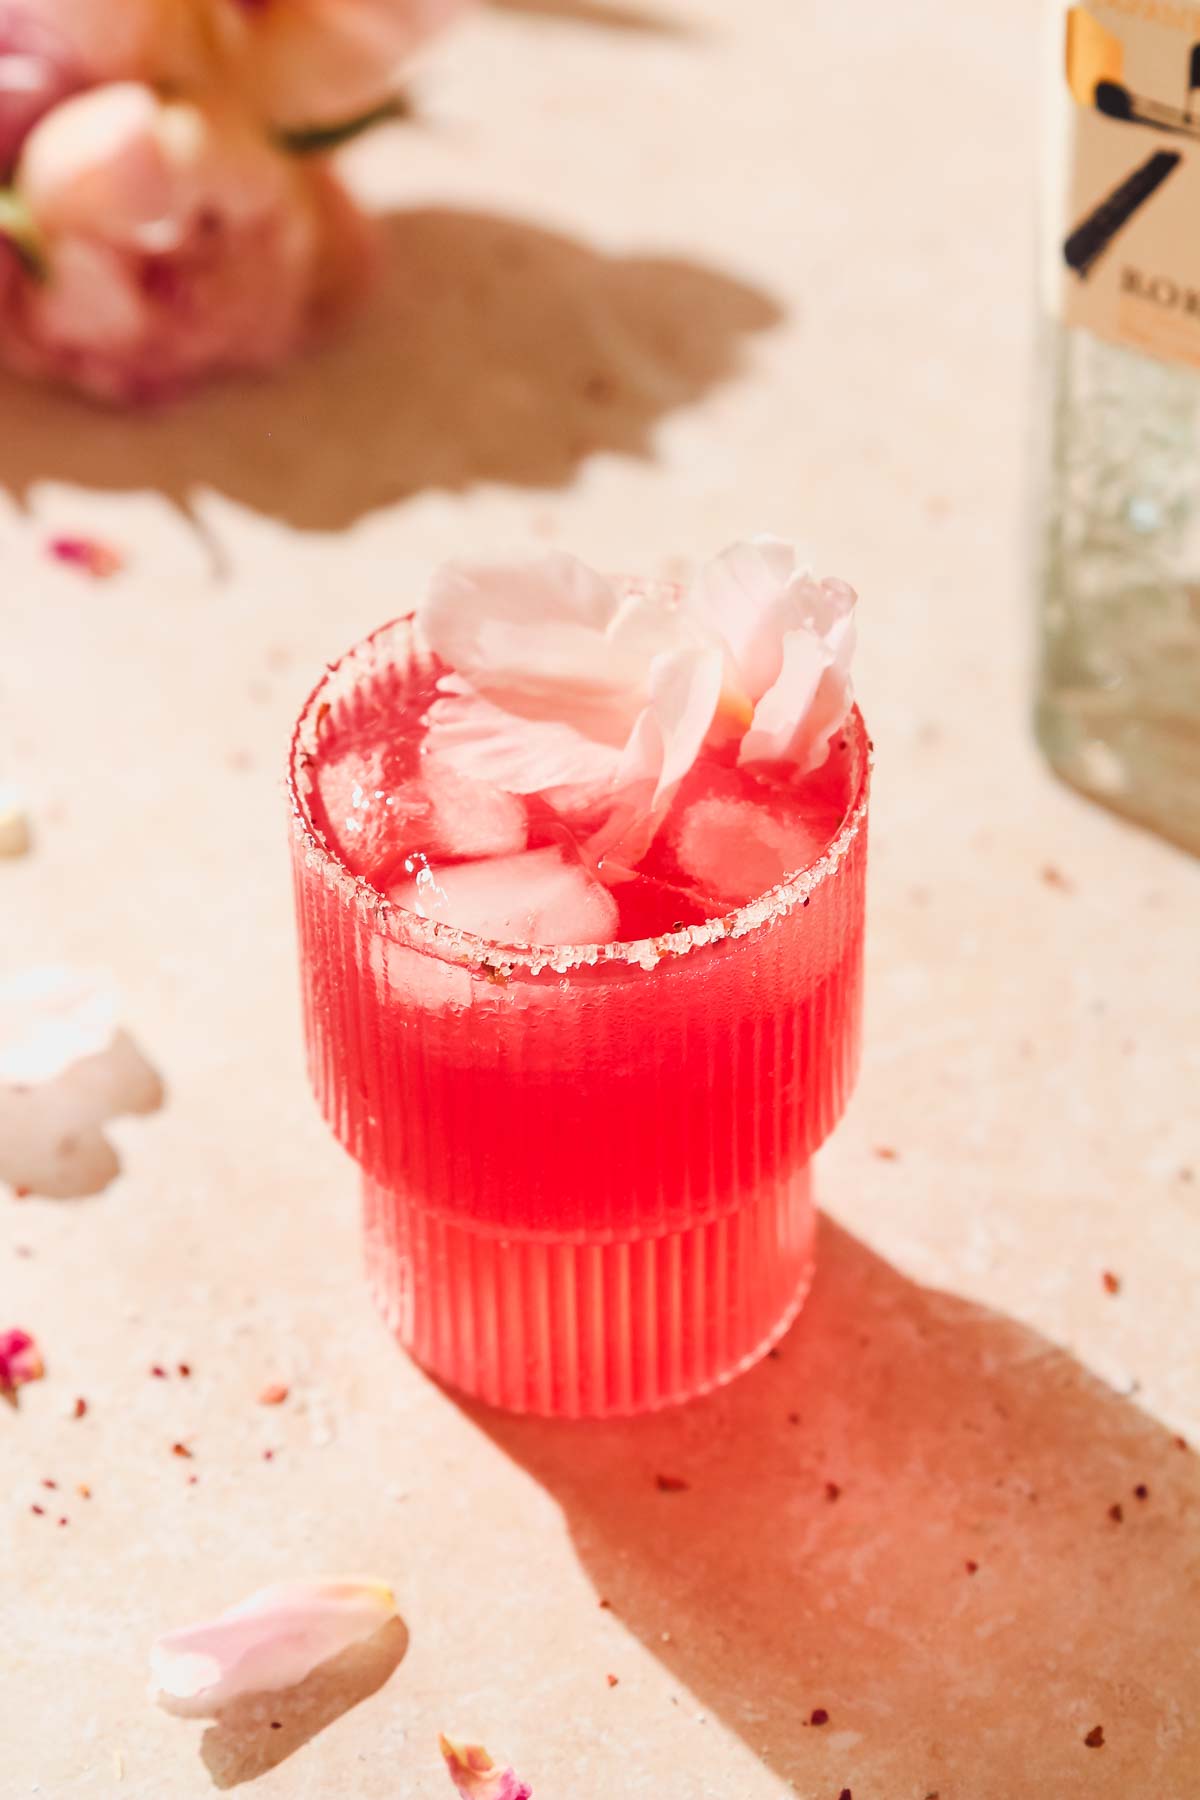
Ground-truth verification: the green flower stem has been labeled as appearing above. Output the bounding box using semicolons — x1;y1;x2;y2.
0;190;47;280
278;95;411;157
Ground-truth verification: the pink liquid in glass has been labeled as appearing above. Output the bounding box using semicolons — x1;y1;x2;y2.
289;613;869;1416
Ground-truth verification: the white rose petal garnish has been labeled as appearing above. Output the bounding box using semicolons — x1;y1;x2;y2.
688;536;857;773
415;538;856;857
0;964;118;1083
150;1578;398;1717
419;552;723;813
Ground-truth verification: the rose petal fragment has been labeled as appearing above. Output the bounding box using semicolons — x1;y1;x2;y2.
150;1577;397;1716
0;965;117;1083
688;538;857;772
426;683;625;798
0;965;162;1199
440;1735;533;1799
0;1327;44;1399
47;534;124;579
738;576;857;773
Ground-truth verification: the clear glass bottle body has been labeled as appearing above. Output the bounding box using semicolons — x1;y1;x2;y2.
1036;0;1200;855
1037;322;1200;853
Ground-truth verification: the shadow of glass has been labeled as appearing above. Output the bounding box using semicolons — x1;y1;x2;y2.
198;1616;409;1790
0;207;779;535
488;0;701;36
472;1219;1199;1795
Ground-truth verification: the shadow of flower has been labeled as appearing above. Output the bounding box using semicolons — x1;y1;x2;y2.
0;206;780;537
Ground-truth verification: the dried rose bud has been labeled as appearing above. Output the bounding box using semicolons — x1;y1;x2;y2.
0;1326;44;1398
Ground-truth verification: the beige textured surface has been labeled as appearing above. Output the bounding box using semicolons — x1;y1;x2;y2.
3;2;1200;1796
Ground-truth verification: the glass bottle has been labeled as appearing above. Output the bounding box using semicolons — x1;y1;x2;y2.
1037;1;1200;855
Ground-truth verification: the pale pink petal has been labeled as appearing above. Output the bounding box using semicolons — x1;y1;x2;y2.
425;685;625;796
0;9;85;176
19;82;174;245
25;0;207;88
740;582;856;771
0;966;163;1199
31;237;148;352
20;84;294;250
738;628;829;767
648;641;725;804
687;535;804;703
411;543;855;860
418;558;724;846
440;1735;533;1800
599;640;724;866
419;556;629;718
0;1327;44;1398
150;1578;397;1717
3;85;353;403
0;965;118;1083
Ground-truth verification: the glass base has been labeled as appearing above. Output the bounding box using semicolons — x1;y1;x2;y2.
1036;696;1200;859
362;1167;817;1418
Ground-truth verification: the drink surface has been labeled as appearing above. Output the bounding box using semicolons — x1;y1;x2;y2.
308;639;858;946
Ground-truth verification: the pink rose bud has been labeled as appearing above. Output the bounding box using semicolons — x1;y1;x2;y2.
15;0;209;91
212;0;474;132
0;5;84;176
0;81;374;402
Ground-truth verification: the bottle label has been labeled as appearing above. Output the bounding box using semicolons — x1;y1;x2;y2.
1059;2;1200;366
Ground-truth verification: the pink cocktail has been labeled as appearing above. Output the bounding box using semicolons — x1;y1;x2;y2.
288;548;869;1416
